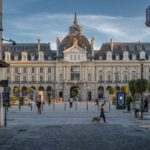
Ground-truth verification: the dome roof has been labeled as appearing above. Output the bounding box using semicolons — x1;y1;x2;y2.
58;13;92;56
59;35;92;52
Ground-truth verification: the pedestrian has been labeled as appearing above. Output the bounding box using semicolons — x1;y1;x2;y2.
95;98;99;106
144;97;148;112
100;103;106;122
36;94;42;114
69;97;73;108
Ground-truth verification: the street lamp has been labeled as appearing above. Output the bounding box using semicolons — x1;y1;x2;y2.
139;59;145;118
18;72;22;111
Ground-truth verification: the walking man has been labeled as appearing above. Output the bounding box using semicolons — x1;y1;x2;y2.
100;103;106;122
36;94;42;114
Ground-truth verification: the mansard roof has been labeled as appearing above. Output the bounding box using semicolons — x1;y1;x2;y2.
94;42;150;60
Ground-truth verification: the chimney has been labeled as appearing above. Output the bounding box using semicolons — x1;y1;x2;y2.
37;39;40;51
110;38;113;51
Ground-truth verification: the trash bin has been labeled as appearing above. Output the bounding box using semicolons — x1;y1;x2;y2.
135;109;139;118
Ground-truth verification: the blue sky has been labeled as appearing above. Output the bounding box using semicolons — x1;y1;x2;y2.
2;0;150;49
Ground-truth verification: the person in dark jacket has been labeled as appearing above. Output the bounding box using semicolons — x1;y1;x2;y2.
100;103;106;122
144;97;148;112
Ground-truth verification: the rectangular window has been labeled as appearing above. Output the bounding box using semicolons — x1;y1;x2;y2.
48;67;51;73
23;68;27;73
23;76;27;81
40;76;44;81
48;76;51;81
32;76;35;82
15;76;19;82
40;67;43;73
7;68;10;73
71;66;80;81
32;68;35;73
15;67;18;73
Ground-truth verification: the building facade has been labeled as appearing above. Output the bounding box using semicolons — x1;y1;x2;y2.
2;14;150;101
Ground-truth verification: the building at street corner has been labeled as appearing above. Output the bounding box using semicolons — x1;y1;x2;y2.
2;13;150;101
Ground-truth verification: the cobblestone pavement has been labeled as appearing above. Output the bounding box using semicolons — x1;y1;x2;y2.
0;102;150;150
0;124;150;150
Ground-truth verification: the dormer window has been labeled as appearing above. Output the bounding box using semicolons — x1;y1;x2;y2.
14;55;19;61
123;51;129;61
140;51;145;59
99;56;103;60
31;55;35;61
148;54;150;60
21;52;27;61
38;51;44;61
132;54;136;60
115;55;120;60
48;56;51;60
106;51;112;60
5;52;11;61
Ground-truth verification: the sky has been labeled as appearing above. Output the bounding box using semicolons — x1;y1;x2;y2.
2;0;150;50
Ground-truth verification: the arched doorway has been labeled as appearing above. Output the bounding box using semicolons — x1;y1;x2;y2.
22;86;27;96
70;86;80;99
98;86;104;99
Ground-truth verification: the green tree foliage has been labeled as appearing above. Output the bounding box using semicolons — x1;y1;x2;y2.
129;79;148;95
134;79;148;93
121;85;129;94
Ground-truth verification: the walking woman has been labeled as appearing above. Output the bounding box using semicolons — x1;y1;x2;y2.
100;103;106;122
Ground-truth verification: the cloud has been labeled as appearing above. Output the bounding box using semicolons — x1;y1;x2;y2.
3;13;150;50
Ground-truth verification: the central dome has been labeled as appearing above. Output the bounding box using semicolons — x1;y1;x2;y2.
58;13;92;58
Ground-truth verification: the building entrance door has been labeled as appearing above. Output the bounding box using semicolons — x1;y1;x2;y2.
70;86;80;99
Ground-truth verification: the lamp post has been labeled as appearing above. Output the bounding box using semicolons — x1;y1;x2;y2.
139;59;145;118
18;73;22;111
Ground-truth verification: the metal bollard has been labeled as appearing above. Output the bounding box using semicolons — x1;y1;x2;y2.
86;102;88;111
30;103;32;111
53;103;55;111
75;102;77;111
64;102;66;111
19;102;21;111
4;105;7;127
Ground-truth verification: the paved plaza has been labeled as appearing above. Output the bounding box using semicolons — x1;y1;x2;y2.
0;102;150;150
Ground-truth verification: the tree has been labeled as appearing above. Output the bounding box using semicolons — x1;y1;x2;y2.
134;79;148;93
121;85;129;94
129;80;136;96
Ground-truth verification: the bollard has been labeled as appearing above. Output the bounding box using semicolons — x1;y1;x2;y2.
19;102;21;111
53;103;55;111
75;102;77;111
64;102;66;111
30;103;32;111
4;105;7;127
86;102;88;111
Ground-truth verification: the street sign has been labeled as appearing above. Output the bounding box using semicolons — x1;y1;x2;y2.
2;92;9;102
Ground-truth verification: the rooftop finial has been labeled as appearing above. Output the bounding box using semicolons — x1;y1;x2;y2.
73;12;78;25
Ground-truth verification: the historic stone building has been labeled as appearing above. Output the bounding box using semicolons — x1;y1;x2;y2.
2;14;150;101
